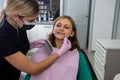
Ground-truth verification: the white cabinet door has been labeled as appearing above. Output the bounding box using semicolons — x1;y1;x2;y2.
27;25;38;42
37;25;53;39
27;25;53;42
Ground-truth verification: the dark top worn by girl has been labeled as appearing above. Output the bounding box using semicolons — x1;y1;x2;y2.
0;19;30;80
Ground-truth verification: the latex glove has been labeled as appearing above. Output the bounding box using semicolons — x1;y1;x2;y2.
56;37;71;56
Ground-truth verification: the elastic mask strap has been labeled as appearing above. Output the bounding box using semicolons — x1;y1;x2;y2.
18;15;24;23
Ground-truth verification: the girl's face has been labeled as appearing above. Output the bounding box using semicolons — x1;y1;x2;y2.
53;18;74;40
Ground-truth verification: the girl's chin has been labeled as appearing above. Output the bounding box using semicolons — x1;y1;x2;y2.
56;37;64;40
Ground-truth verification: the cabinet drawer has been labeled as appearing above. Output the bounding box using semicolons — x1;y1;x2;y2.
94;54;105;69
96;43;107;55
94;53;105;79
95;47;106;64
95;44;106;58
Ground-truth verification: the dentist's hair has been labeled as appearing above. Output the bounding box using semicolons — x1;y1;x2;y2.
0;10;4;24
5;0;39;16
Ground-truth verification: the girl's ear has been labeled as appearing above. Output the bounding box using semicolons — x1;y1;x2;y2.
70;31;74;37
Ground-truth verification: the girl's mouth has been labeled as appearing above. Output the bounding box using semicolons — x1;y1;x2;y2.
57;32;65;36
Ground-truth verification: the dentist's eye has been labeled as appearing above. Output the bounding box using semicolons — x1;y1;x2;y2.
29;19;35;22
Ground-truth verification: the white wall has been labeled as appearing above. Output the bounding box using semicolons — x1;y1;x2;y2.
0;0;5;10
88;0;116;51
61;0;90;49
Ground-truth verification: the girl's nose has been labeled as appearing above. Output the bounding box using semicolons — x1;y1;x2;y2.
59;26;64;30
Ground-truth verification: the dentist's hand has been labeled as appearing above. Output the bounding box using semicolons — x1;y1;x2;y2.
56;37;71;56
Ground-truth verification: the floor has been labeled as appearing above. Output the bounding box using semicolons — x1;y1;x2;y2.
85;50;95;67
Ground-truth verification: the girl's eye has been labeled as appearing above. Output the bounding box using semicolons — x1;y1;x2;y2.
64;26;69;29
56;24;61;27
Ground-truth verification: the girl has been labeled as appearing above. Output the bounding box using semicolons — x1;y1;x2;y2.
27;15;80;80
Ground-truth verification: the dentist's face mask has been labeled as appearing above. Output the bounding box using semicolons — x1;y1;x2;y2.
21;22;35;30
18;16;35;30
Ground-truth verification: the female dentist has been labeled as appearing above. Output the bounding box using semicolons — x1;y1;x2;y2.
0;0;71;80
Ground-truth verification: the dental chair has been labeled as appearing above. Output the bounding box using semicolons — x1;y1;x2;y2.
77;49;98;80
